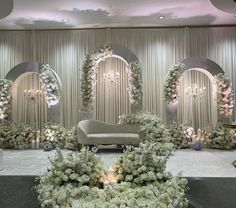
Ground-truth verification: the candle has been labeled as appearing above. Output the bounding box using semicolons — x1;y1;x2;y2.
197;128;201;139
31;140;35;149
36;130;40;142
35;140;40;149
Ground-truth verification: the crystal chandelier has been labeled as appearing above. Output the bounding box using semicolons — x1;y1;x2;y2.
185;84;206;97
24;89;42;101
103;71;120;84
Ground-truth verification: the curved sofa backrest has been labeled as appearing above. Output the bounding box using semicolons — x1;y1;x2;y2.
78;120;139;134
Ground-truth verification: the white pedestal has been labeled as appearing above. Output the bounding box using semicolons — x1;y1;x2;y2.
0;149;3;171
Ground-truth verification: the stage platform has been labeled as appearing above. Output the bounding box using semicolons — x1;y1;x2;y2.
0;149;235;208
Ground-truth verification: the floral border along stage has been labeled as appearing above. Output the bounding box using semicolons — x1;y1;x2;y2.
0;79;13;120
39;64;61;107
81;45;143;111
164;63;183;104
215;73;234;117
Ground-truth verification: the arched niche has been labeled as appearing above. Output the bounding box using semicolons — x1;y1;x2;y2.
82;44;143;119
110;44;142;113
166;57;224;126
5;62;61;124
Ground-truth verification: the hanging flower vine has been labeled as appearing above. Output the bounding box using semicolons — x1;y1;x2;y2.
164;63;183;104
0;79;12;120
127;61;143;104
81;46;112;111
215;73;234;117
39;64;61;107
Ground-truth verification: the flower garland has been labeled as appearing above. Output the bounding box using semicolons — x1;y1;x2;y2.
0;79;12;120
81;46;112;111
205;123;236;149
81;46;143;111
39;64;61;107
0;123;35;149
215;73;234;117
41;124;77;150
127;61;142;104
164;63;183;104
168;122;194;149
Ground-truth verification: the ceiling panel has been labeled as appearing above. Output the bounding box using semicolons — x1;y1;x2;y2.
0;0;235;29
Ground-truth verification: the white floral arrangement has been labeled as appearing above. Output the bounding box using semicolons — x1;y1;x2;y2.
215;73;234;117
164;63;183;104
41;124;76;150
36;147;188;208
0;79;12;120
119;113;172;146
205;123;236;149
81;46;112;111
0;123;35;149
39;64;61;107
119;112;162;126
114;143;172;185
71;179;188;208
36;112;188;207
168;122;194;149
127;61;143;104
36;148;105;207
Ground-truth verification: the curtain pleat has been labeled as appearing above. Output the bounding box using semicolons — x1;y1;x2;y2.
0;27;235;129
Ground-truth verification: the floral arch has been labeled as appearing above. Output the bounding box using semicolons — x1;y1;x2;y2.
80;44;143;114
164;57;234;123
0;62;62;123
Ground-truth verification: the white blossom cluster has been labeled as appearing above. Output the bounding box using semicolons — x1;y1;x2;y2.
81;46;112;111
39;64;60;107
114;143;172;185
36;148;105;207
119;112;162;126
164;63;183;104
167;122;194;149
71;179;188;208
205;123;236;149
0;79;12;120
127;61;143;104
0;122;35;149
215;73;234;117
41;124;76;150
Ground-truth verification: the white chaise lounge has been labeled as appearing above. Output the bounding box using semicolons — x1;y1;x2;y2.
76;120;140;145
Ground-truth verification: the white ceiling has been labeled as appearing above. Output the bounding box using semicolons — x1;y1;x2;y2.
0;0;236;30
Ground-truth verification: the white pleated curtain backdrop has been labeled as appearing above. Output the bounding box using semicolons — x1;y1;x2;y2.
0;27;235;129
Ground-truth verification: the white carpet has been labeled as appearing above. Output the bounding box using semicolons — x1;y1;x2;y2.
0;149;235;177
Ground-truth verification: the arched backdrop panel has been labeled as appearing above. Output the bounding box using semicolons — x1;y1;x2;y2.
110;44;143;113
83;44;143;120
95;57;131;124
5;62;61;124
166;57;225;128
11;72;47;129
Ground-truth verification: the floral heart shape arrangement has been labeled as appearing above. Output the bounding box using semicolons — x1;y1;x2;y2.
36;113;188;208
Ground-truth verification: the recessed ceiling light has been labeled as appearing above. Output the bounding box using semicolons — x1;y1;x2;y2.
234;14;236;17
61;18;69;23
157;16;165;20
